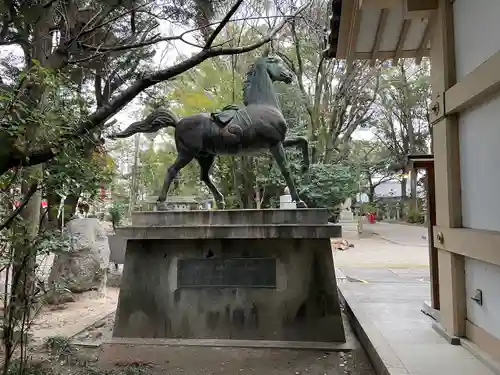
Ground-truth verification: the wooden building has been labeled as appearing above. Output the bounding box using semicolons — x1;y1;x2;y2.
325;0;500;364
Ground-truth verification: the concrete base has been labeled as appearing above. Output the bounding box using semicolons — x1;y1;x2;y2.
99;337;354;366
103;337;353;352
99;338;355;370
104;209;345;362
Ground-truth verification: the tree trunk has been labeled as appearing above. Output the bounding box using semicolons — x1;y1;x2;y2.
401;63;418;210
9;167;42;347
400;178;407;218
400;178;407;198
128;134;140;216
368;185;375;203
410;170;418;210
46;192;60;229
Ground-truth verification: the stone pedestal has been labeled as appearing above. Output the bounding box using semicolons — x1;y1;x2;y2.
101;209;346;364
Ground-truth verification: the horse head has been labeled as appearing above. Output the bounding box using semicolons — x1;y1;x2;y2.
259;56;294;84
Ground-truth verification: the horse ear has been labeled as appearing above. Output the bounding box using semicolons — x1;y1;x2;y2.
262;46;270;57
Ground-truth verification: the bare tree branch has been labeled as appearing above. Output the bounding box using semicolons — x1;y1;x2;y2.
204;0;244;49
78;1;155;40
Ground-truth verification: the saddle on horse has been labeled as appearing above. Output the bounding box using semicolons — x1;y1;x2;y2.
211;104;245;140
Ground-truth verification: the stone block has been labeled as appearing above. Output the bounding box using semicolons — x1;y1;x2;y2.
108;235;127;264
131;208;329;226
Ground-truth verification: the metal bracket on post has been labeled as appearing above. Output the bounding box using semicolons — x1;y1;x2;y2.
430;92;446;126
471;289;483;306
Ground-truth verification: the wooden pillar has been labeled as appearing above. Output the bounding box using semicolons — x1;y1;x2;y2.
430;0;465;336
426;163;439;310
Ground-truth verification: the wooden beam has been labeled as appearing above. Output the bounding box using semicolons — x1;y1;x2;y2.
426;164;439;310
392;19;410;66
416;12;436;64
360;0;399;9
434;227;500;268
409;159;439;310
370;8;389;66
466;320;500;365
404;0;437;18
336;0;355;59
347;0;362;69
406;0;438;11
445;49;500;115
355;48;430;60
430;0;465;338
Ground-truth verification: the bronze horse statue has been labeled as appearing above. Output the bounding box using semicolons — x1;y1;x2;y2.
109;54;309;209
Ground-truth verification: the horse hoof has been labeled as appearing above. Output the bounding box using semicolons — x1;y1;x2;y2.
296;200;307;208
216;201;226;210
156;201;168;211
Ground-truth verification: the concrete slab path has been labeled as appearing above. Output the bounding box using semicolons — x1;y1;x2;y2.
333;226;495;375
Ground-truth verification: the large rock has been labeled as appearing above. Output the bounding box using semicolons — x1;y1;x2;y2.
48;218;111;297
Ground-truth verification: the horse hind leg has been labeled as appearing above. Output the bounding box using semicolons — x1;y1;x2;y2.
270;143;307;208
197;154;225;209
157;152;194;210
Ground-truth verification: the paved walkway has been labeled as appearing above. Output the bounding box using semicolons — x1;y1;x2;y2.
334;224;495;375
363;222;428;247
335;235;429;271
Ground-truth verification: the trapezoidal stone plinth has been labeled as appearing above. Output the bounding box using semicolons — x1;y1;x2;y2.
101;209;346;364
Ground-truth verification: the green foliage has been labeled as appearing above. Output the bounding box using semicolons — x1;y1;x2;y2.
108;201;126;229
361;202;377;213
296;164;357;209
406;206;424;224
34;230;72;255
45;147;114;200
373;60;432;169
44;336;74;357
0;65;113;223
1;65;90;142
166;59;244;116
139;140;202;197
6;360;52;375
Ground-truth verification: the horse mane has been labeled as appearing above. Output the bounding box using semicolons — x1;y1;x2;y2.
242;56;279;107
242;63;256;105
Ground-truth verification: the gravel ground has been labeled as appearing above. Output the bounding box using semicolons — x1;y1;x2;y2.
103;345;375;375
72;310;375;375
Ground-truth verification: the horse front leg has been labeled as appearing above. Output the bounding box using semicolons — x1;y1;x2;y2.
270;143;307;208
157;152;194;210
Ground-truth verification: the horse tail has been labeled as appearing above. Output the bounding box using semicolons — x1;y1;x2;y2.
108;108;178;139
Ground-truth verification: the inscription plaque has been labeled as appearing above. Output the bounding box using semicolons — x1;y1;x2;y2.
177;258;276;288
